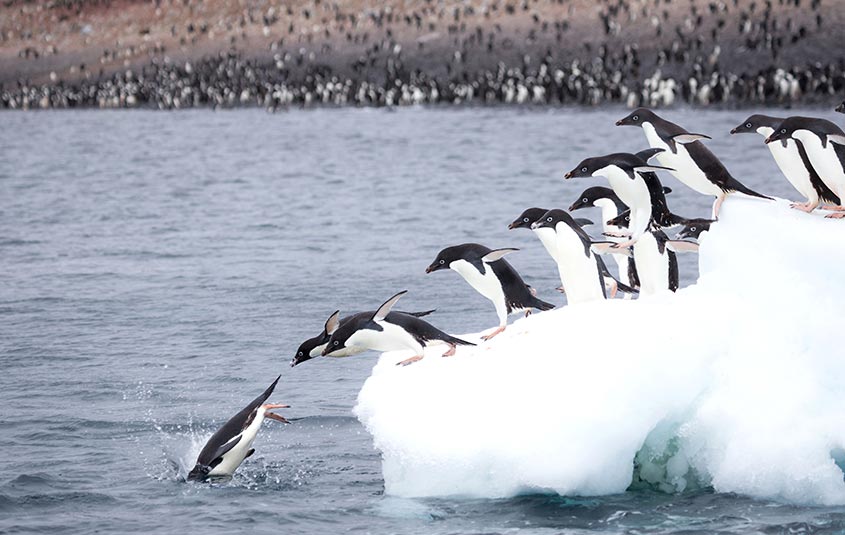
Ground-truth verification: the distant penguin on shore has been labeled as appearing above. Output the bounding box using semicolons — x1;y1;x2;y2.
426;243;555;340
290;309;435;366
764;116;845;219
188;376;289;481
837;101;845;114
564;152;674;247
616;108;772;218
731;114;839;212
323;291;475;366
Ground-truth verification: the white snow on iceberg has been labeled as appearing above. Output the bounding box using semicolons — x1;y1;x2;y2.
354;197;845;505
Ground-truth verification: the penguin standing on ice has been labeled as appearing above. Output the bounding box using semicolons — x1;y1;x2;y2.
188;376;290;481
631;230;698;296
530;209;608;304
323;291;475;366
731;114;839;212
616;108;772;218
290;309;435;367
564;152;674;247
426;243;555;340
764;117;845;219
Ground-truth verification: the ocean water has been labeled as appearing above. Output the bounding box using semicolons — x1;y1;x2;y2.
2;106;843;534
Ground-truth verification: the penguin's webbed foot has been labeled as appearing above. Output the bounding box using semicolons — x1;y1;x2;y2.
442;343;456;357
790;201;817;213
481;326;506;341
524;310;532;318
397;355;424;366
822;205;845;212
263;403;291;423
825;212;845;219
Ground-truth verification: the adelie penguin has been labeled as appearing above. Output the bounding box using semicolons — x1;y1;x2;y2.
564;151;675;247
188;376;289;482
764;116;845;219
837;101;845;114
616;108;772;218
631;229;699;296
731;115;839;212
426;243;555;340
290;309;435;366
322;291;474;366
675;218;714;241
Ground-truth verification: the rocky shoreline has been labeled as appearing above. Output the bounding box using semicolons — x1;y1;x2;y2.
1;0;843;110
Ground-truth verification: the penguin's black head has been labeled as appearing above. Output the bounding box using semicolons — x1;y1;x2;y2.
607;211;631;229
531;209;571;230
187;464;211;482
426;243;488;273
730;114;784;135
509;207;548;230
676;218;714;240
615;108;657;127
836;101;844;114
764;117;800;145
322;328;350;356
290;333;326;367
569;186;616;211
564;156;607;180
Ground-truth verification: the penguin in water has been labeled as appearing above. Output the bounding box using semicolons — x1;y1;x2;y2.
616;108;772;218
188;376;289;482
731;114;839;212
530;209;608;304
564;152;675;247
426;243;555;340
323;291;475;367
764;117;845;219
290;309;435;366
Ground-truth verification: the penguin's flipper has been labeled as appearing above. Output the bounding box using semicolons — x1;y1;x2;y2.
635;165;675;174
409;309;436;318
212;435;242;462
663;186;673;195
373;290;407;322
635;147;665;162
244;449;255;460
324;310;341;335
666;240;700;253
591;241;633;257
671;133;711;143
828;134;845;146
482;248;519;263
573;217;594;227
613;276;640;295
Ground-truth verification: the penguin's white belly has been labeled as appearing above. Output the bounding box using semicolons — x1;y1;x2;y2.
633;233;668;296
348;322;424;354
768;140;817;201
604;173;650;238
533;227;559;259
795;132;845;200
450;259;509;323
207;414;263;476
324;345;368;358
554;228;604;304
643;123;722;196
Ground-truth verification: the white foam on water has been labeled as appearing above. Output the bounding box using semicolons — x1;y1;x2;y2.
355;197;845;504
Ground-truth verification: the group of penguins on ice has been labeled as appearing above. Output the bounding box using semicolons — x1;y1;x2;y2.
186;102;845;482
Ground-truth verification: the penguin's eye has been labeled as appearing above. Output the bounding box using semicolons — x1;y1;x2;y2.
632;115;639;121
582;197;588;202
781;128;786;134
691;226;697;232
439;259;445;264
625;216;630;221
333;340;339;345
745;122;752;128
546;216;552;222
581;167;587;173
523;217;529;222
298;351;303;357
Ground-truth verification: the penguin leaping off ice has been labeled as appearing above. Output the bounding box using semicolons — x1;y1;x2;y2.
616;108;772;219
188;376;289;482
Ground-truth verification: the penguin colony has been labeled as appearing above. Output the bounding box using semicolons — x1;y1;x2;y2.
189;105;845;481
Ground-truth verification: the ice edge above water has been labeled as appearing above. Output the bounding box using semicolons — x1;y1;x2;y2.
355;197;845;505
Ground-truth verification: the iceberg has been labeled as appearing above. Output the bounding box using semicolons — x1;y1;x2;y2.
354;197;845;505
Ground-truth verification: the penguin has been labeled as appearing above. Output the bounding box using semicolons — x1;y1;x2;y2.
322;291;475;366
564;152;674;247
426;243;555;340
731;114;839;212
567;189;638;294
616;108;772;218
530;209;607;304
633;148;686;229
675;218;714;241
632;230;680;296
764;116;845;219
290;309;435;367
188;376;289;481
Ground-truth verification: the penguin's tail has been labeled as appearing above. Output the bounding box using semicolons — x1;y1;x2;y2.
440;333;476;347
725;177;773;200
409;309;436;318
527;295;556;312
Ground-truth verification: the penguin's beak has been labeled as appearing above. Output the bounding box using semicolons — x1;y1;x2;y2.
764;136;776;144
615;119;624;126
568;201;578;211
425;264;435;273
729;127;738;134
263;403;291;423
564;171;573;179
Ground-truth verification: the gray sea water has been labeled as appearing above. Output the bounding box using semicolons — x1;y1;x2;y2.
3;107;844;534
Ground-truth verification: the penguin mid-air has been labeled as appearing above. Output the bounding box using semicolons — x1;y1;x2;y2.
530;209;608;304
426;243;555;340
731;114;840;212
322;291;475;366
188;376;290;482
764;116;845;219
616;108;772;218
564;152;674;247
290;309;435;366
